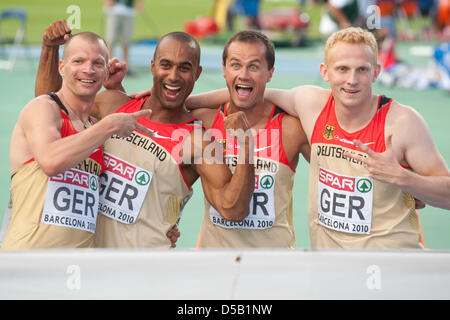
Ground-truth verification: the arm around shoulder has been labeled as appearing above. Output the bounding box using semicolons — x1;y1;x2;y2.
93;89;131;119
265;85;327;120
186;88;229;111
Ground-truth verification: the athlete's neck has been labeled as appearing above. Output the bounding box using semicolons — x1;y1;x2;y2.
334;94;379;133
143;95;192;124
57;87;93;123
227;100;273;130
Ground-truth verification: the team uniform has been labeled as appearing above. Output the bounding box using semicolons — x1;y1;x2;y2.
94;97;197;248
197;103;297;248
2;93;106;250
308;94;423;248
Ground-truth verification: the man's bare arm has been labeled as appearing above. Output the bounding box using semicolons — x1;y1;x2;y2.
185;88;229;110
392;107;450;209
17;97;153;176
192;112;255;221
345;105;450;209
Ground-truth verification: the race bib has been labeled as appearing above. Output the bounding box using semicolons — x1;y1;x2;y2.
318;167;373;234
42;168;99;233
210;174;275;230
98;153;152;224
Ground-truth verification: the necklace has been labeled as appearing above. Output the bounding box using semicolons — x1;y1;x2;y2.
59;93;90;129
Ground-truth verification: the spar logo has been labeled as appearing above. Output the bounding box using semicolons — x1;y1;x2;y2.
89;176;98;191
135;170;151;186
260;175;274;189
357;178;372;193
319;168;354;192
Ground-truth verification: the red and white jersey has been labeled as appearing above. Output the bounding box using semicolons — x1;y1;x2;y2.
197;103;297;248
95;97;198;248
308;94;422;248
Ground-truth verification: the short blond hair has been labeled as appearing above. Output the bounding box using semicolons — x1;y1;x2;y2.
324;27;378;65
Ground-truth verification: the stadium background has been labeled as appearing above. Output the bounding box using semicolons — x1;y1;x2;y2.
0;0;448;250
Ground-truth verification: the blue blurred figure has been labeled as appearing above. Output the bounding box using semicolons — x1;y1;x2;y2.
227;0;261;31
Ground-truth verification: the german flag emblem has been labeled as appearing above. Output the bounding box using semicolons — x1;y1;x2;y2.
217;139;227;152
323;124;335;140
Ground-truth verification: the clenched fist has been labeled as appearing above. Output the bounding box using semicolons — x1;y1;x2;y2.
103;57;128;90
224;111;252;145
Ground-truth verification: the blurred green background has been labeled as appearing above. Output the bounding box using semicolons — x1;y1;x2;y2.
0;0;322;44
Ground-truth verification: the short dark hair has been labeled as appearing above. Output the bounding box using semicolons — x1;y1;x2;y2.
154;32;201;66
222;30;275;70
63;32;109;62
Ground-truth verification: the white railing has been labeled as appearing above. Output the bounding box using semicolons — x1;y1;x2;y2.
1;249;449;300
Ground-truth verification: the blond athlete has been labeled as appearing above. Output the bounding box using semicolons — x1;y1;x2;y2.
268;27;450;248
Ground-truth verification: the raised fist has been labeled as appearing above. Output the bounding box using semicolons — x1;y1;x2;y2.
43;20;72;47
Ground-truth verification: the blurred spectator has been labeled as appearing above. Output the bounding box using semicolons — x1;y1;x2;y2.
433;41;450;90
375;0;398;39
226;0;237;31
418;0;437;16
357;0;375;23
417;0;438;40
378;36;450;91
104;0;143;75
319;0;360;37
397;0;422;40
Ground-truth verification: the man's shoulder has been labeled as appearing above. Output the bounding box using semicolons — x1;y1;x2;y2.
191;107;220;129
386;99;422;124
293;86;330;122
22;94;60;115
281;113;300;123
191;107;219;119
281;113;306;138
33;93;55;104
384;99;428;148
279;110;309;162
295;85;330;100
96;89;131;104
292;85;330;109
17;94;63;129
